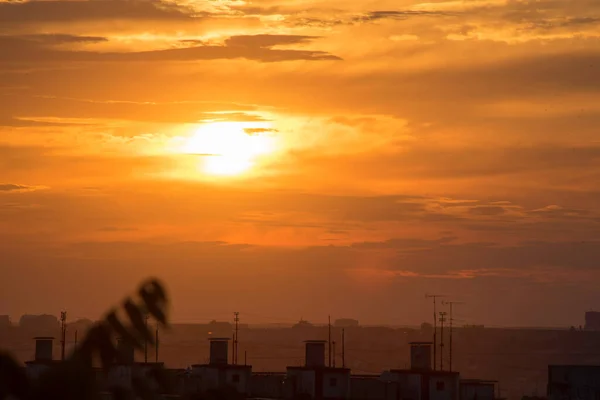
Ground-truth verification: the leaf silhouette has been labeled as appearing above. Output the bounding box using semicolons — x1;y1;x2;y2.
124;299;154;346
0;278;171;400
0;352;30;400
139;280;168;325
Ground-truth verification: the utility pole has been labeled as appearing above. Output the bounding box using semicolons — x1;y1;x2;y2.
60;311;67;361
234;312;240;365
342;329;346;368
425;294;446;371
442;300;464;372
328;315;332;368
439;311;447;371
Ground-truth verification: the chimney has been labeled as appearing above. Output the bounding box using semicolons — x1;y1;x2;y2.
305;340;326;368
117;337;135;364
410;342;432;371
209;338;229;365
34;337;54;362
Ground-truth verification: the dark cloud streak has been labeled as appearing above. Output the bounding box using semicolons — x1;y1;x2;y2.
0;34;341;63
0;0;196;25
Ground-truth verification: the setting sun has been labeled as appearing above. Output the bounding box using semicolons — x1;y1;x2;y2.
180;121;276;176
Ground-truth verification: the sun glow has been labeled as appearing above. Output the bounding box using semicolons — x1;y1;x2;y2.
181;122;276;176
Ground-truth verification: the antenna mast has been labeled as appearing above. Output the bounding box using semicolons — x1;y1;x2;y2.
328;315;332;368
342;328;346;368
439;311;447;371
425;294;446;371
60;311;67;361
234;312;240;365
442;300;464;372
332;341;336;368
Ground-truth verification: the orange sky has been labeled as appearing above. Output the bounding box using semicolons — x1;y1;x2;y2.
1;0;600;327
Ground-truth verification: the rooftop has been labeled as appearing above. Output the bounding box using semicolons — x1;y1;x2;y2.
390;369;459;377
192;364;252;370
288;366;351;372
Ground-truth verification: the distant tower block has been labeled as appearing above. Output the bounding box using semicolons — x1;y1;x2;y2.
305;340;327;368
585;311;600;331
117;337;135;364
410;342;433;371
209;338;230;365
34;337;54;362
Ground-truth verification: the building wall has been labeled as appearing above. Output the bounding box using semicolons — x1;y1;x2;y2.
106;365;133;389
250;374;286;399
350;377;400;400
584;312;600;331
428;375;459;400
25;363;51;381
189;366;251;395
287;369;317;398
192;365;220;392
384;372;422;400
548;366;600;400
0;315;10;329
224;367;251;394
322;370;350;399
460;384;495;400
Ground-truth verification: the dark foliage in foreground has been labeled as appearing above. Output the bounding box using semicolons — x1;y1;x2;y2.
0;278;170;400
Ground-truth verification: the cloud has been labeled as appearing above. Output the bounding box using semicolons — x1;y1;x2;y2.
231;5;452;28
0;183;43;192
1;234;599;326
351;236;457;250
0;34;341;63
4;34;108;45
354;10;453;22
468;206;508;216
224;34;319;47
0;114;99;127
0;0;196;25
97;226;139;232
244;127;279;135
280;144;600;182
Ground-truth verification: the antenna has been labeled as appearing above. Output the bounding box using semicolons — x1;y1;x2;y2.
442;300;464;372
328;315;332;368
332;341;336;368
439;311;447;371
232;332;236;364
60;311;67;361
425;294;446;371
342;328;346;368
234;312;240;365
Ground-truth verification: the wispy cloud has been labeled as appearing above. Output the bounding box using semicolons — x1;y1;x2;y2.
0;183;46;192
0;33;341;63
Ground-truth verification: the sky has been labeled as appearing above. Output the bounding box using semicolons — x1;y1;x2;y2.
1;0;600;328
